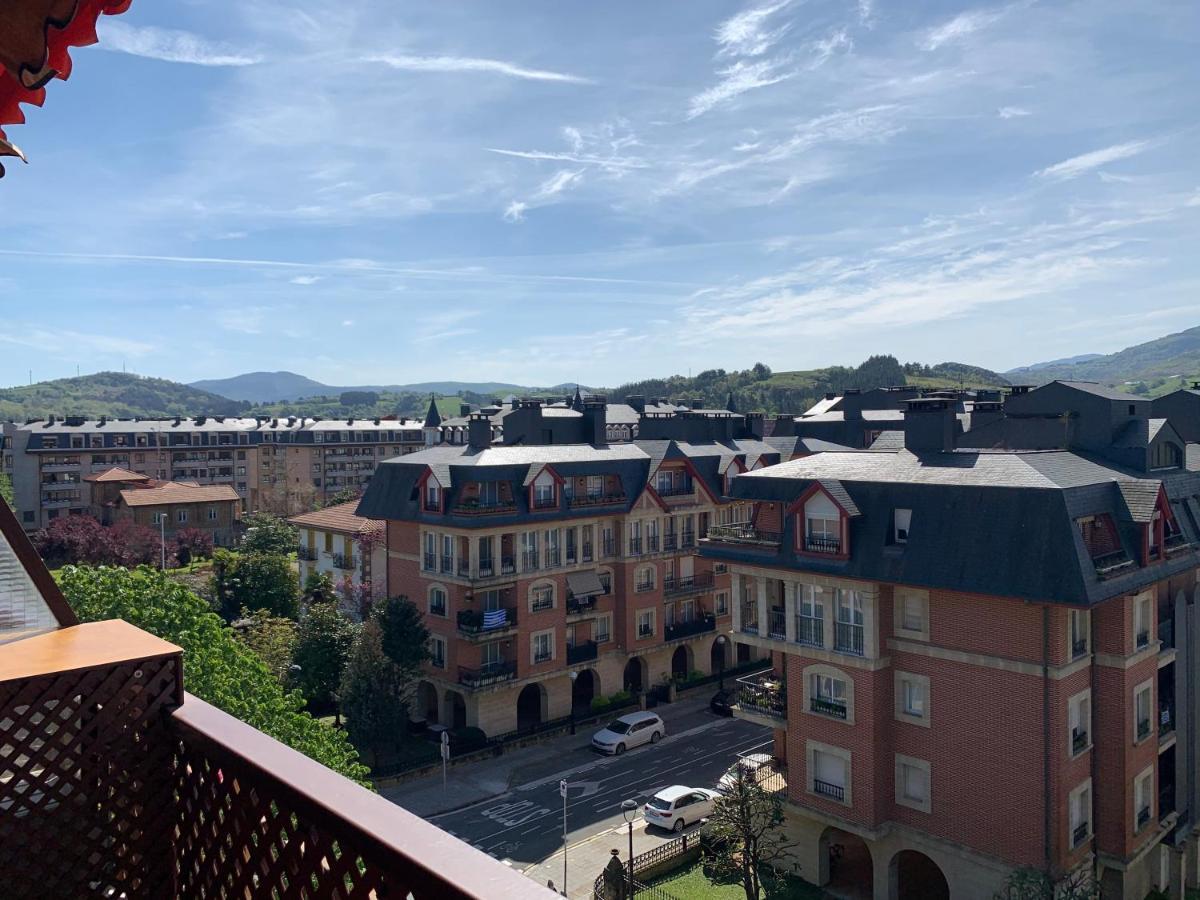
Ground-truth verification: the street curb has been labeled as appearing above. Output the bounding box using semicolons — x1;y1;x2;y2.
421;789;513;820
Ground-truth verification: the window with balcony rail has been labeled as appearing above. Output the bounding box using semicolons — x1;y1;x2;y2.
440;556;453;574
768;608;787;640
834;590;865;656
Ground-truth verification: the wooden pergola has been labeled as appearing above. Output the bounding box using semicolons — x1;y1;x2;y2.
0;0;131;175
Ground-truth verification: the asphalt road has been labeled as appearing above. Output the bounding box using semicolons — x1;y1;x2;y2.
428;715;770;866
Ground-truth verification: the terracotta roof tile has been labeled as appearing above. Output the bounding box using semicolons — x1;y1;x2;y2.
288;502;384;537
119;483;241;508
82;466;151;483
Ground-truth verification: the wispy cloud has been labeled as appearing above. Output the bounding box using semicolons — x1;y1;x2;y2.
1035;140;1154;181
289;275;322;285
98;21;261;66
485;147;646;172
715;0;793;58
368;54;590;84
688;59;794;119
503;201;527;222
998;106;1031;119
217;307;269;334
921;8;1003;51
0;328;155;358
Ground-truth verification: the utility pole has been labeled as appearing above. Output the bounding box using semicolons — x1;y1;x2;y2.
160;514;166;570
561;780;569;895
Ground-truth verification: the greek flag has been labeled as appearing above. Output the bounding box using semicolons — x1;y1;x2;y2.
482;608;507;630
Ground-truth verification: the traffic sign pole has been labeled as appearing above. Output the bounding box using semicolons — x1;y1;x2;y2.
441;732;450;794
561;779;568;895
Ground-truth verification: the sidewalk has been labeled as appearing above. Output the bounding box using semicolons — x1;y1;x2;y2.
380;690;719;818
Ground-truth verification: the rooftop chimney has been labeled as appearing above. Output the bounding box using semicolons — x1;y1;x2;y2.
460;403;471;417
582;398;607;446
1008;385;1033;396
690;398;704;410
903;398;957;453
468;413;492;450
627;395;646;414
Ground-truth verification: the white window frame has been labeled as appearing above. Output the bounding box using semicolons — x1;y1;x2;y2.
1133;594;1152;651
894;508;912;543
425;480;441;508
802;664;854;725
1068;688;1091;757
1069;779;1092;847
427;585;448;617
1134;680;1154;744
529;581;555;613
208;506;218;521
429;635;446;669
1133;765;1154;833
894;671;929;728
176;509;188;524
716;591;729;616
531;629;555;665
806;740;852;806
894;754;931;814
595;614;612;644
893;589;929;642
636;608;655;639
1068;609;1090;659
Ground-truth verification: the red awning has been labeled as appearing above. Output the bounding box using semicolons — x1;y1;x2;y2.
0;0;133;174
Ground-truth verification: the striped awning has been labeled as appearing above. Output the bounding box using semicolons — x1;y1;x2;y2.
0;0;133;175
565;570;605;599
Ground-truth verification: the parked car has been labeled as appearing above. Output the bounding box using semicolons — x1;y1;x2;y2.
717;753;774;792
591;711;666;755
643;785;721;832
709;689;734;717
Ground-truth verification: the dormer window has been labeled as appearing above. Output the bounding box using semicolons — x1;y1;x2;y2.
532;470;557;509
803;492;842;554
1150;441;1182;470
893;509;912;544
424;479;441;511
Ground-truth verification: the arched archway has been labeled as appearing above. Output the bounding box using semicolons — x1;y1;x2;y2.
572;669;599;714
443;690;467;730
819;826;872;896
889;849;948;900
623;656;647;693
671;645;692;680
517;683;545;732
709;637;729;674
416;681;440;725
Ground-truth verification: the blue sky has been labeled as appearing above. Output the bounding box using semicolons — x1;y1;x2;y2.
1;0;1197;389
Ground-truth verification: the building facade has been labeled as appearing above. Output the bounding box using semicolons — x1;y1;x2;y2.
703;382;1200;900
289;501;387;613
356;403;810;737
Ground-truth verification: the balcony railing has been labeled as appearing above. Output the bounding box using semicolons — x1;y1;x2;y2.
1093;550;1134;579
647;535;661;552
457;607;517;635
768;608;787;640
1159;618;1175;650
810;696;848;720
1071;637;1088;658
567;595;597;616
1072;823;1089;847
629;538;643;555
568;492;627;509
582;543;594;562
1137;806;1151;829
663;572;714;598
635;579;655;593
664;614;716;641
522;551;539;570
601;536;615;557
797;616;823;647
0;621;546;900
805;535;842;554
1072;729;1089;754
1137;718;1151;740
735;671;787;720
682;532;696;549
544;549;561;568
566;640;599;664
332;552;356;570
656;481;693;498
706;524;782;546
834;622;865;656
297;545;318;561
662;534;677;551
740;610;760;635
1160;704;1175;735
501;555;517;575
813;779;845;802
459;661;517;688
532;495;558;510
423;551;435;571
452;499;517;516
440;556;453;574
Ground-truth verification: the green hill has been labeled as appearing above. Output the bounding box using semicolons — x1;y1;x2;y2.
1007;325;1200;397
0;372;250;420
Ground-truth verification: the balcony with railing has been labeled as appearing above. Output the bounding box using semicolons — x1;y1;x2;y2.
628;537;643;556
566;594;598;616
522;550;539;571
1072;823;1090;847
796;615;823;648
459;660;518;689
804;535;842;555
813;779;845;802
332;552;357;571
664;614;716;642
663;571;714;598
834;621;865;656
1093;549;1135;579
662;533;677;552
440;555;453;574
457;607;518;637
635;577;656;593
740;605;760;636
566;640;599;665
296;544;318;561
423;551;436;571
768;608;787;640
733;670;787;723
810;696;848;719
567;491;626;509
705;524;782;548
452;499;518;516
0;620;545;900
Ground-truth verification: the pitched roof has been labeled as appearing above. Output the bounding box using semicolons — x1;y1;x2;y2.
423;395;442;428
82;466;151;483
119;483;241;507
1055;380;1145;402
1116;481;1161;523
288;501;385;537
818;479;861;516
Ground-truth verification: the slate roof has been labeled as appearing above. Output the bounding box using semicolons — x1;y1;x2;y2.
818;480;861;516
710;448;1200;606
867;431;905;451
1055;381;1145;402
288;502;385;537
423;396;442;428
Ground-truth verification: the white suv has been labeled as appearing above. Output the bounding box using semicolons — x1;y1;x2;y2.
591;711;665;755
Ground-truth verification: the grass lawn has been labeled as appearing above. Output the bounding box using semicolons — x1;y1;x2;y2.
650;862;825;899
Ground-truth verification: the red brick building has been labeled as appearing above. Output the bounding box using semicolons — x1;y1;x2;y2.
703;383;1200;899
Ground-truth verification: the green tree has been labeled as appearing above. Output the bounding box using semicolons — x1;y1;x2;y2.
234;607;298;685
303;570;339;605
239;512;299;555
57;565;369;785
339;618;407;756
376;595;432;684
293;600;356;709
994;867;1097;900
0;474;14;508
704;763;795;900
315;488;363;510
211;549;299;620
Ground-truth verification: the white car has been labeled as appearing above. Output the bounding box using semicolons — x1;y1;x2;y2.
643;785;721;832
717;753;774;792
591;711;665;755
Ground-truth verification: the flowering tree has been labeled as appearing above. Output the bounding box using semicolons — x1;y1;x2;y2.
338;575;376;621
34;515;115;565
110;519;167;567
174;526;214;565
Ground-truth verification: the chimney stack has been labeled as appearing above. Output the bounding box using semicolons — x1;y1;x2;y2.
460;403;471;417
690;398;704;410
467;413;492;450
903;398;957;453
583;397;608;445
627;395;646;414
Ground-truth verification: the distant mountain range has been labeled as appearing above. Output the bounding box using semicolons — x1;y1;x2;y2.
0;372;248;420
1007;325;1200;393
189;371;577;404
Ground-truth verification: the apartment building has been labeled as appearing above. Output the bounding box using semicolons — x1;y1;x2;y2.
86;467;242;546
2;415;425;528
702;382;1200;899
356;403;812;737
289;501;387;610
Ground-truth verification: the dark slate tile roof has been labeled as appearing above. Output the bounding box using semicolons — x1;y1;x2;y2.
819;480;860;516
868;430;905;451
1055;380;1144;402
1116;480;1161;523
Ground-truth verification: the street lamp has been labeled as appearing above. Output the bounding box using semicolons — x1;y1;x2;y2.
716;634;727;691
621;799;638;893
569;670;579;735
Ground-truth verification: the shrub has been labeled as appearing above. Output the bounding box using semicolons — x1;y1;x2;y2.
174;526;214;563
608;690;632;706
449;726;488;753
590;696;613;714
